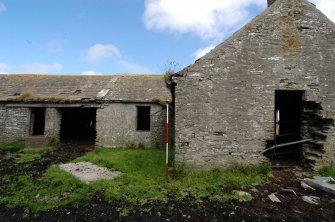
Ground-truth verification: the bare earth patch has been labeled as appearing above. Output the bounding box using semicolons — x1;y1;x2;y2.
59;162;122;183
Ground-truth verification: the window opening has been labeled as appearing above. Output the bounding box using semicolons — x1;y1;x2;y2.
275;110;280;136
137;106;151;131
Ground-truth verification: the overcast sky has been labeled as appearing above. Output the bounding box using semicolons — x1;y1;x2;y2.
0;0;334;75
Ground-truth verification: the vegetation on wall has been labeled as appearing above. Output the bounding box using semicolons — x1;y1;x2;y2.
8;88;71;103
163;61;179;86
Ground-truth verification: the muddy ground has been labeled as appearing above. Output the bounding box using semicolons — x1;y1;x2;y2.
0;146;334;222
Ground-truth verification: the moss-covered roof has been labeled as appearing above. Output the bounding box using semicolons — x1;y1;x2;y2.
0;74;171;103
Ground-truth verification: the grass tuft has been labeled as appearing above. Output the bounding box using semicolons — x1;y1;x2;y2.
311;165;335;178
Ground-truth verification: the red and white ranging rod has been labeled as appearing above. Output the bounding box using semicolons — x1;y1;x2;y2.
165;103;169;180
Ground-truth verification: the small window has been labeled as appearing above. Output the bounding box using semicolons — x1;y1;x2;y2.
137;106;150;131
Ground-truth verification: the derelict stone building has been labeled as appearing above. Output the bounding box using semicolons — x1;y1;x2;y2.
173;0;335;169
0;75;171;148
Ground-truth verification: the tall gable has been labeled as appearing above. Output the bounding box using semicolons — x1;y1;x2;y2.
178;0;335;78
173;0;335;169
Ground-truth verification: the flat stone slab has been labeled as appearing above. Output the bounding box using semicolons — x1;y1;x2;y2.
60;162;122;183
268;193;281;203
303;176;335;195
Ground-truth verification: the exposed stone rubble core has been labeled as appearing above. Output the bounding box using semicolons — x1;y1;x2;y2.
59;162;122;183
301;102;334;168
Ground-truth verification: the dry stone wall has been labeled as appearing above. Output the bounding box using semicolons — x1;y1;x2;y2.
96;103;166;148
0;106;30;142
0;106;5;139
44;108;62;142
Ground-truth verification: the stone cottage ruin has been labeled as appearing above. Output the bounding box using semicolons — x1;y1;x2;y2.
0;75;171;149
1;0;334;170
173;0;335;169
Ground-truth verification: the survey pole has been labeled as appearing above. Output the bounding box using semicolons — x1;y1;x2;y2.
166;103;169;180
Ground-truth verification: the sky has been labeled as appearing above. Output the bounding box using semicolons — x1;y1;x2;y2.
0;0;334;75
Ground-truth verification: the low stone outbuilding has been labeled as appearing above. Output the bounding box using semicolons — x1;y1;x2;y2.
173;0;335;169
0;74;171;148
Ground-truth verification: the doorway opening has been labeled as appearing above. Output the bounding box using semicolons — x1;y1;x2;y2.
60;108;97;146
30;108;46;135
264;90;304;162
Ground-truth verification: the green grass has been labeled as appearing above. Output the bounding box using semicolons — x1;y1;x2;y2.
311;165;335;178
0;166;91;212
0;140;24;153
6;147;56;163
15;149;43;163
76;148;270;202
0;147;271;212
75;148;168;203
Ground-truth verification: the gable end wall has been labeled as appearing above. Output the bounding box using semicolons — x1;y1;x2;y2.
173;0;335;169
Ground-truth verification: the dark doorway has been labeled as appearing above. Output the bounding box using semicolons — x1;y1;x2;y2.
265;90;304;161
60;108;97;145
136;106;151;131
31;108;46;135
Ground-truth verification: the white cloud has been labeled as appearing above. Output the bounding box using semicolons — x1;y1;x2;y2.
193;45;215;60
0;63;11;73
143;0;265;41
81;70;102;75
84;44;121;63
310;0;335;22
20;62;63;74
118;60;151;74
0;2;6;13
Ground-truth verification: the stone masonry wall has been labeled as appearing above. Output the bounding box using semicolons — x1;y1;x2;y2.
0;106;5;139
44;108;62;142
0;106;30;142
96;103;166;148
173;0;335;169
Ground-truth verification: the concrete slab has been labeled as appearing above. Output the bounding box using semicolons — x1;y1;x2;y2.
60;162;122;183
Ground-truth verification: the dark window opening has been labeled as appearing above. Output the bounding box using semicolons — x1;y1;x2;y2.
137;106;151;131
60;108;97;145
31;108;46;135
264;90;304;162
